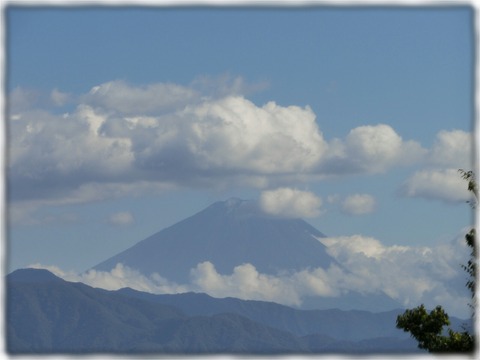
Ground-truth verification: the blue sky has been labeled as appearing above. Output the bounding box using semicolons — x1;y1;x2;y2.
5;5;476;317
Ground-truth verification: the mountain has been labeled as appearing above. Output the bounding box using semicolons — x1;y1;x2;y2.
93;198;402;312
7;268;424;354
95;198;333;283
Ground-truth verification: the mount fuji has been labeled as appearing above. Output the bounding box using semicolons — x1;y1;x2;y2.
95;198;333;282
94;198;401;312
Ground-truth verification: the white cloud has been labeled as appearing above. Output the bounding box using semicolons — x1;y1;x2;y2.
183;96;327;174
341;194;376;215
401;168;472;203
108;211;134;226
398;129;474;203
31;229;473;318
319;234;393;259
193;230;471;317
429;129;473;169
9;81;462;209
8;106;134;194
190;262;304;305
259;188;323;218
321;124;426;175
346;124;403;165
316;232;472;317
8;85;330;204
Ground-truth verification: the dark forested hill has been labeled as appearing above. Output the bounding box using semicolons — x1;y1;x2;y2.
7;268;426;354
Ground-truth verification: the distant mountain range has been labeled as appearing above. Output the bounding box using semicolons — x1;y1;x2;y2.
93;198;401;312
7;268;434;354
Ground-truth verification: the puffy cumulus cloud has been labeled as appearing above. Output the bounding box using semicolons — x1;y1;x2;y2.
31;230;473;318
398;129;474;203
291;267;341;298
321;124;426;175
190;262;304;305
429;129;473;169
8;111;136;207
9;106;133;186
8;80;444;208
341;194;376;215
107;211;135;226
319;235;395;259
346;124;404;166
183;97;327;174
318;232;472;316
193;231;473;317
259;188;323;218
8;84;328;204
401;169;472;203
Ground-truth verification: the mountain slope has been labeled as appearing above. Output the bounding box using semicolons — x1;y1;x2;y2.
94;198;333;283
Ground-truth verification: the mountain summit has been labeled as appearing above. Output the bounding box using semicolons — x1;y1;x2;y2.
94;198;333;283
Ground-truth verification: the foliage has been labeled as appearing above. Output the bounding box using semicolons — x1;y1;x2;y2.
459;169;477;312
396;170;477;353
463;228;477;312
459;169;478;208
396;305;474;352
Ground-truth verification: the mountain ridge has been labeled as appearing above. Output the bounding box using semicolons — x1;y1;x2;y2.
7;268;425;354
